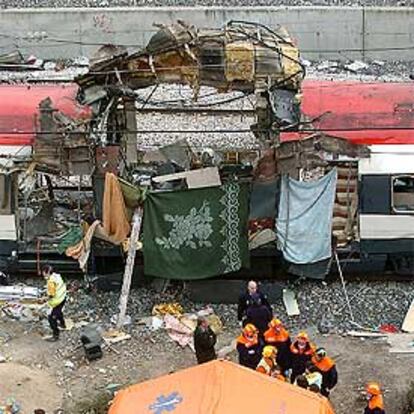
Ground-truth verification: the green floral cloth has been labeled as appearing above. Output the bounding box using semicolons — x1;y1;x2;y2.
143;182;249;279
57;226;83;254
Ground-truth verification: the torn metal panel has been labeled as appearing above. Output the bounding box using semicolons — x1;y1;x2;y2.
76;21;304;147
152;167;221;189
275;133;370;177
34;98;92;175
0;50;23;65
159;139;194;171
95;145;122;176
225;41;255;83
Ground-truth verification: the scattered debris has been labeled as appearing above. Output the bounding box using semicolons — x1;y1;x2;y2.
344;60;369;72
164;314;194;351
102;330;131;345
64;360;75;370
0;398;20;414
0;285;41;301
282;289;300;316
152;303;184;318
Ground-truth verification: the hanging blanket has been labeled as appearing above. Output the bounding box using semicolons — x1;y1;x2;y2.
143;182;249;279
276;169;337;264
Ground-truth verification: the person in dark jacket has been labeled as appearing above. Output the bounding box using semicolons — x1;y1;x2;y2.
236;323;263;370
237;280;272;325
311;347;338;398
364;382;385;414
193;316;217;364
289;331;315;383
245;293;272;336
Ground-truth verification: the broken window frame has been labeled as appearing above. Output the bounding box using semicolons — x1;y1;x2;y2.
391;174;414;214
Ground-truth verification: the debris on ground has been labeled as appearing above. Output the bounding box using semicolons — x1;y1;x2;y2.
282;289;300;316
0;398;21;414
152;302;184;317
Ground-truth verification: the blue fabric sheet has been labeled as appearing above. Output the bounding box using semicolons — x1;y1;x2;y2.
276;169;337;264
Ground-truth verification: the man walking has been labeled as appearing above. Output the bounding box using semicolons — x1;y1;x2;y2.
193;316;217;364
43;265;67;342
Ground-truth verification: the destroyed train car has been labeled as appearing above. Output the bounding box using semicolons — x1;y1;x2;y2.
0;22;412;280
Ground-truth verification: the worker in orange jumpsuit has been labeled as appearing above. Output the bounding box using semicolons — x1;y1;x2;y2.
311;347;338;397
364;382;385;414
289;331;315;383
236;323;262;370
264;318;291;372
256;345;286;381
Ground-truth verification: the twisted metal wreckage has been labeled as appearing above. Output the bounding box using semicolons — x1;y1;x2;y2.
0;21;369;277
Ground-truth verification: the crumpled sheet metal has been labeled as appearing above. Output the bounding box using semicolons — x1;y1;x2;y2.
225;41;255;82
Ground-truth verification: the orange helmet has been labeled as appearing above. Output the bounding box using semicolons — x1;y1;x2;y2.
243;323;258;336
269;318;283;329
366;382;381;396
297;331;309;342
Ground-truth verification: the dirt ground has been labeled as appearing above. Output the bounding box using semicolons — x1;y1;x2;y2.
1;318;413;413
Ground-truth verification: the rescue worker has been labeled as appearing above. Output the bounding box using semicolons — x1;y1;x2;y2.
42;264;67;342
256;345;285;381
193;316;217;364
311;347;338;398
364;382;385;414
289;331;315;383
264;318;292;372
245;293;272;336
236;323;262;370
237;280;272;326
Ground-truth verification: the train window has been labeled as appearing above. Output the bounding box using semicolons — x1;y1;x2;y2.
392;175;414;213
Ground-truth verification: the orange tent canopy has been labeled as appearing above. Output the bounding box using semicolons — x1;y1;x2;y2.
109;360;336;414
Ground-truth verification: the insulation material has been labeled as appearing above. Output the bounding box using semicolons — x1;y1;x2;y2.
225;41;255;82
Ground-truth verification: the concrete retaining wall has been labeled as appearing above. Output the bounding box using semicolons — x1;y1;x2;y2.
0;6;412;60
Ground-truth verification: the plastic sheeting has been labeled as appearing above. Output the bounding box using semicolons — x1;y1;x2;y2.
109;360;335;414
277;169;337;264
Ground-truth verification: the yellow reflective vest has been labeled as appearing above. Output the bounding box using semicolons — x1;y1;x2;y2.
47;273;67;308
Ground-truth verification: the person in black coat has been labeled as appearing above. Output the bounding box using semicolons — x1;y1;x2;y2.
245;293;272;336
237;280;272;325
193;316;217;364
236;323;263;370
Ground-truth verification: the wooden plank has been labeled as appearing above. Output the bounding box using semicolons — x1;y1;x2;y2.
116;207;143;330
347;331;387;338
